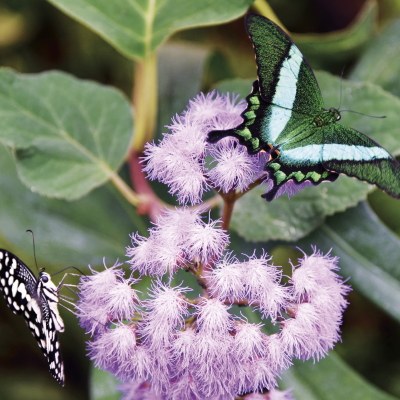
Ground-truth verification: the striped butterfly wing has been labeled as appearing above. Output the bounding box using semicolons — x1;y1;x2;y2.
245;13;323;116
0;250;65;385
265;122;400;199
208;14;324;152
321;124;400;198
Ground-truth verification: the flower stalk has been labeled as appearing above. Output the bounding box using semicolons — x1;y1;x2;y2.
131;54;158;151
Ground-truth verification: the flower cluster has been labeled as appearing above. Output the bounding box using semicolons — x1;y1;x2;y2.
75;93;351;399
75;209;349;400
144;92;267;204
126;208;228;275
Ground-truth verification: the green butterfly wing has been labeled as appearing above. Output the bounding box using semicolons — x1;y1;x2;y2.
209;14;324;151
270;122;400;199
245;13;323;116
321;124;400;198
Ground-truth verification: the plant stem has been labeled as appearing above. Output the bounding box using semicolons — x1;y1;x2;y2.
128;150;167;220
131;53;158;151
109;172;143;207
221;191;237;231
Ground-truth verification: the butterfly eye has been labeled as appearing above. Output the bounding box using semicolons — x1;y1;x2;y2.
41;275;49;283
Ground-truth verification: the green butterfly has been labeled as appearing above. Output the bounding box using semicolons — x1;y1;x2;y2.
208;14;400;201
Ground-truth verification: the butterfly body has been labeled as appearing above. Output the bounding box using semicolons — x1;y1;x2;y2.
0;250;64;385
208;14;400;201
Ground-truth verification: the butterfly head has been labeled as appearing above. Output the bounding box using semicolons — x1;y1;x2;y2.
328;108;341;122
314;108;341;127
38;270;58;293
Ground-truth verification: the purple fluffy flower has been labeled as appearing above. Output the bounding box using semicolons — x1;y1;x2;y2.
208;253;289;321
208;137;266;193
88;323;137;374
280;251;350;360
76;263;139;336
140;283;189;350
143;91;266;205
127;208;229;275
78;245;349;399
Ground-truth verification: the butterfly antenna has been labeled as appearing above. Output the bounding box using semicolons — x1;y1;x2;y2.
337;67;386;119
52;266;87;278
337;66;345;111
26;229;40;273
340;109;386;119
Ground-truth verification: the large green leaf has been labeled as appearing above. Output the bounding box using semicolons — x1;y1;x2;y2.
282;352;397;400
231;179;369;242
302;202;400;322
351;19;400;97
216;73;400;241
46;0;253;60
0;144;144;270
0;68;132;200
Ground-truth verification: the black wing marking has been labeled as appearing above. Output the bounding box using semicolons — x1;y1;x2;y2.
0;249;65;385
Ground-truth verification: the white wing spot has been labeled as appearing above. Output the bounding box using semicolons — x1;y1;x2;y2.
11;279;19;297
10;259;17;273
18;283;27;299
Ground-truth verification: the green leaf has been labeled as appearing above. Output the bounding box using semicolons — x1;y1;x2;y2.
293;0;377;70
46;0;253;60
219;73;400;241
0;68;132;200
351;19;400;97
301;202;400;322
90;367;119;400
0;144;144;269
231;179;369;242
282;352;397;400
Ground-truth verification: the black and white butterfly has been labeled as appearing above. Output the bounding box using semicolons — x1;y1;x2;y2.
0;249;64;386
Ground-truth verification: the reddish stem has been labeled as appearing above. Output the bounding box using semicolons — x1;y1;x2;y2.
129;150;166;220
220;191;237;231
